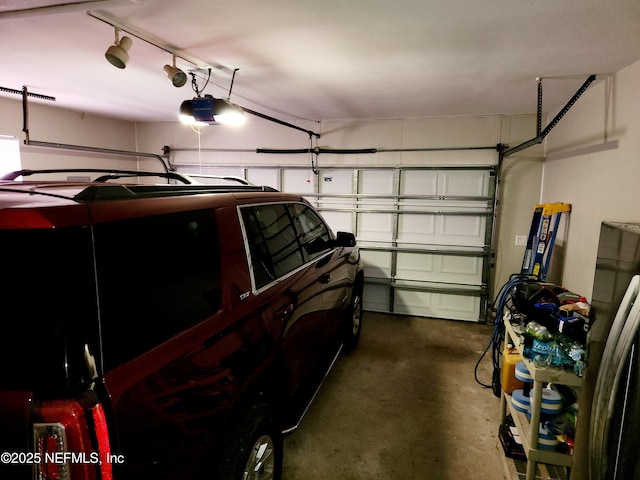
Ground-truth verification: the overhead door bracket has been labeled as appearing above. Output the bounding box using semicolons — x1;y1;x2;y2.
503;74;596;157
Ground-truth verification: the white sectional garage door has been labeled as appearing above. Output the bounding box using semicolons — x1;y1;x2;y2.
176;164;497;322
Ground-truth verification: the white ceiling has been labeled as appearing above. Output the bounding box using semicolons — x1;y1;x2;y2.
1;0;639;124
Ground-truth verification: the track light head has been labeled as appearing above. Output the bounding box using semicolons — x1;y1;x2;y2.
164;64;187;87
164;55;187;87
105;29;132;69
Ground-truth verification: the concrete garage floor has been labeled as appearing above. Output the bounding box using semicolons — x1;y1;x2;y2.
283;312;507;480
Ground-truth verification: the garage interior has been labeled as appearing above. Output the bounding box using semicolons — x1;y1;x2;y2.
2;1;640;479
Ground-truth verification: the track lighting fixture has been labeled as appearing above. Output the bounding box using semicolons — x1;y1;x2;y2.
105;28;132;69
164;55;187;87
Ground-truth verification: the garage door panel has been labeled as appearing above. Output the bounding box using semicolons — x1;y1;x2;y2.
396;214;435;243
395;253;435;280
440;170;489;196
361;250;392;278
360;170;394;195
401;170;489;197
179;165;244;178
439;215;486;246
434;293;481;321
400;170;438;195
396;253;482;285
440;255;482;279
319;170;353;194
363;284;390;312
247;169;279;190
397;214;486;246
358;213;394;242
283;169;314;194
394;290;480;322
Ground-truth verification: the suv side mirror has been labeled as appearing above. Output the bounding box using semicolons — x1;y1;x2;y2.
305;237;330;255
335;231;356;247
307;232;355;253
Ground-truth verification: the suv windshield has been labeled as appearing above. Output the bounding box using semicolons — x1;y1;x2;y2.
0;226;100;394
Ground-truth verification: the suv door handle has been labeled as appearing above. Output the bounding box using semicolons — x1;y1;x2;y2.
319;274;331;284
275;303;294;321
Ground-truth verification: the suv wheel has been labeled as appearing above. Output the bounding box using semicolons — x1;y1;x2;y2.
217;403;283;480
344;282;363;352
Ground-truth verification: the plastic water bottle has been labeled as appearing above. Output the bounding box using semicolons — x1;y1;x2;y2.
526;322;554;367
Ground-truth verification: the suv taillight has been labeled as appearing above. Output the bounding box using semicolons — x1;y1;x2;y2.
32;398;112;480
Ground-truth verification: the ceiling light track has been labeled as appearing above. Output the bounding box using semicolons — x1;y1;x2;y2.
87;10;234;76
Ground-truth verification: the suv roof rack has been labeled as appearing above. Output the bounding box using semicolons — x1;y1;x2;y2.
0;168;193;183
0;168;254;186
0;169;279;202
174;173;251;186
74;183;278;202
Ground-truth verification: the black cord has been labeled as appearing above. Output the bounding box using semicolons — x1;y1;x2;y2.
474;274;534;393
190;72;200;97
189;69;212;97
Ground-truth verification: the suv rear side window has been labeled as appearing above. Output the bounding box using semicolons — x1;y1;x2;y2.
93;209;221;369
241;204;304;289
0;226;100;393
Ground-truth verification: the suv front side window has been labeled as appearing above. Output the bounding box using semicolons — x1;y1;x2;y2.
290;203;332;260
241;204;305;290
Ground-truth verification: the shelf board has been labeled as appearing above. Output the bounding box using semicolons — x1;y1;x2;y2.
504;393;574;468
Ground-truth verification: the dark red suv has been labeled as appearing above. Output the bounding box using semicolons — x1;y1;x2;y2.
0;169;364;480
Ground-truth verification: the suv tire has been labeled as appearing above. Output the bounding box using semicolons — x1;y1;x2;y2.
217;403;283;480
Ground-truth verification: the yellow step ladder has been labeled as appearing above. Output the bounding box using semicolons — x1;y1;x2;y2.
520;202;571;280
